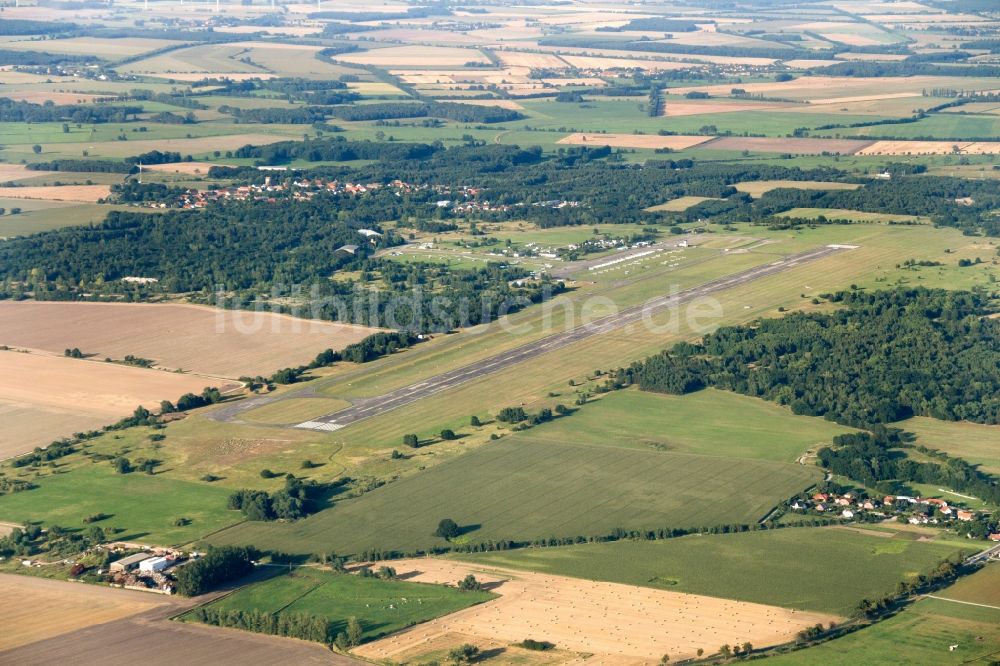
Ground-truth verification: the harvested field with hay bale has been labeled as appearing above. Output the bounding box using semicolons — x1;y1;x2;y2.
352;559;839;664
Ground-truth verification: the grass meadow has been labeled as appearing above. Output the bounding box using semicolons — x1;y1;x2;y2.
0;463;238;545
895;417;1000;475
457;527;973;616
764;596;1000;665
207;435;820;556
514;389;854;462
186;567;493;643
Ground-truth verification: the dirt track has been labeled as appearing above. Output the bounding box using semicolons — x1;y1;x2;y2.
352;559;839;664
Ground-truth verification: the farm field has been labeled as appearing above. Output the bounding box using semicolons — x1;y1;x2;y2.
0;573;169;651
0;301;381;378
4;132;298;161
0;350;233;458
858;140;1000;156
0;36;184;58
645;195;720;212
337;45;489;68
511;389;855;462
457;526;973;616
0;184;110;203
187;567;494;644
557;133;714;150
207;436;820;556
933;563;1000;607
0;199;121;238
353;558;839;665
763;596;1000;665
734;180;862;198
0;574;348;665
703;136;873;155
776;208;927;223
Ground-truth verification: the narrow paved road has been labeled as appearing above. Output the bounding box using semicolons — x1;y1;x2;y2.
293;244;854;432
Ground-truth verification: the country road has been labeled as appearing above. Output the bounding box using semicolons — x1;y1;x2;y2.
291;244;855;432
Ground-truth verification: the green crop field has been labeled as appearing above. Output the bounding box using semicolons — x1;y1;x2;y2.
764;597;1000;665
512;389;854;462
182;567;494;641
0;463;239;545
185;567;493;643
0;200;124;238
934;562;1000;607
815;113;1000;141
208;435;820;556
456;527;973;616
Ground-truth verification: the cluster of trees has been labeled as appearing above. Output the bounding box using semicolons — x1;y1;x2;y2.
190;607;336;644
231;136;438;165
0;19;77;35
110;181;189;203
627;289;1000;427
598;18;700;32
218;105;344;125
28;159;135;173
227;476;327;521
328;101;523;124
819;428;1000;506
0;49;95;66
125;150;185;165
0;98;142;123
817;61;1000;78
174;545;258;596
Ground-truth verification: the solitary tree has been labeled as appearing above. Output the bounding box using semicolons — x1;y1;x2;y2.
470;415;481;427
403;433;419;448
458;574;482;591
440;428;457;441
448;644;480;664
31;144;42;154
435;518;461;539
346;616;363;647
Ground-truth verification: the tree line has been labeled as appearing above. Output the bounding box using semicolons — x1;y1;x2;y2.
328;101;523;124
0;98;143;123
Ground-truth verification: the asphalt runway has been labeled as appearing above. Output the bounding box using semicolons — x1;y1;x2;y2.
294;244;854;432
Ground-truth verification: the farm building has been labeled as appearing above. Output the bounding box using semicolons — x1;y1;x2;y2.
138;556;171;573
109;552;152;573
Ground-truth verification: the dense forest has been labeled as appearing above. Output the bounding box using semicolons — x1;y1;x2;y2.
0;193;563;331
0;200;390;295
627;289;1000;426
